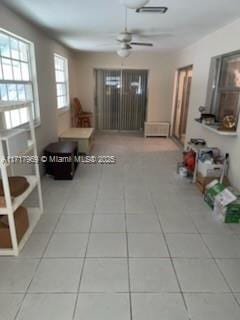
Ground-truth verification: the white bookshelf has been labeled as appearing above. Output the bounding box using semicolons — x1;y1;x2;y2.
0;101;43;256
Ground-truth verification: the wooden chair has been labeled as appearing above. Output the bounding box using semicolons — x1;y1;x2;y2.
72;97;92;128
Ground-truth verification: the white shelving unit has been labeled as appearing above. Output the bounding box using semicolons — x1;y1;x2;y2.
0;101;43;256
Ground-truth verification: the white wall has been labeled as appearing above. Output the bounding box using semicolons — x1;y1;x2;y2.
2;3;240;188
73;51;176;124
0;4;77;153
172;18;240;189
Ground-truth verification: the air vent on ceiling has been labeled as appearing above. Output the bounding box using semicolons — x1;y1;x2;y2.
136;6;168;13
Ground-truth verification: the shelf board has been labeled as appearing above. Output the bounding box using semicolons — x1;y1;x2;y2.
0;208;42;256
0;175;39;214
0;101;32;112
195;119;238;136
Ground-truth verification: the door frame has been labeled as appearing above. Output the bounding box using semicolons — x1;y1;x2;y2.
171;64;193;144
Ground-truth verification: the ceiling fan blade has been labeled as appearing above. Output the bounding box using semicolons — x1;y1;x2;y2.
131;42;153;47
131;29;172;37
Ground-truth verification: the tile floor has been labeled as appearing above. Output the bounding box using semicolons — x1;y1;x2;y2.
1;133;240;320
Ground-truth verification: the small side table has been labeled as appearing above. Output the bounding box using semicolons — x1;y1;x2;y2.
44;142;78;180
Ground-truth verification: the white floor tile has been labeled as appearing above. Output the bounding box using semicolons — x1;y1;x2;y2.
74;293;130;320
125;187;151;201
19;233;50;258
128;233;169;257
87;233;127;257
126;198;155;214
29;259;83;293
129;258;179;292
72;184;98;196
91;215;126;232
64;198;96;214
173;259;230;292
235;293;240;304
202;234;240;258
132;293;189;320
185;293;240;320
216;259;240;292
44;233;88;257
80;258;128;292
159;213;198;234
166;234;211;258
95;199;125;214
97;188;124;200
4;134;240;317
55;215;92;233
155;198;188;216
126;215;161;233
191;214;234;235
0;294;23;320
43;195;67;213
16;294;76;320
34;213;61;233
0;260;38;293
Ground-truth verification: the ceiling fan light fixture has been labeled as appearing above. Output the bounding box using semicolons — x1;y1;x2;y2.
117;48;131;58
117;31;132;43
120;0;150;9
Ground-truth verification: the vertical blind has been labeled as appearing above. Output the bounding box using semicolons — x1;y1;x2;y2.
95;69;148;131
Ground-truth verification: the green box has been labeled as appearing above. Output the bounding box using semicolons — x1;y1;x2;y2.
225;213;240;223
224;199;240;223
204;181;226;209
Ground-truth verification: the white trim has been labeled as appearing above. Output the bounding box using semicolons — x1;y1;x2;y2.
0;28;40;128
54;53;70;111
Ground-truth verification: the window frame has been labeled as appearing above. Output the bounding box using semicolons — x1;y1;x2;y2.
206;50;240;126
0;28;40;129
54;53;70;112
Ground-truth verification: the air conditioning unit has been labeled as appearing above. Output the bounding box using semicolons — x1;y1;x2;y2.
144;122;170;138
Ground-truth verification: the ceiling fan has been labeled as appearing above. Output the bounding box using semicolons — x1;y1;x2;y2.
97;1;169;58
116;28;154;58
115;0;169;58
116;7;156;58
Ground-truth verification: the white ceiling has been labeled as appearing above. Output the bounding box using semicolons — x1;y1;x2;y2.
3;0;240;52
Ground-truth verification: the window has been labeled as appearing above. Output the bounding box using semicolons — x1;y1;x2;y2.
206;51;240;126
0;29;39;129
54;54;69;109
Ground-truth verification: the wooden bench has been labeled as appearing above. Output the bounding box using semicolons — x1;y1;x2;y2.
59;128;94;154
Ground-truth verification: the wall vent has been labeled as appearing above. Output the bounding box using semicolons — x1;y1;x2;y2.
136;7;168;14
144;122;170;137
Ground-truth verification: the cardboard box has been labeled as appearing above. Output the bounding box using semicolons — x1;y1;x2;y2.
214;190;240;223
216;201;240;223
198;161;223;178
196;173;230;194
0;206;29;248
204;180;226;209
0;196;13;208
225;199;240;223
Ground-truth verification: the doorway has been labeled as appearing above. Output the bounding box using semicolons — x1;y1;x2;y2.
173;65;193;144
95;69;148;131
